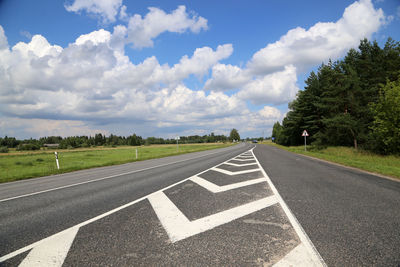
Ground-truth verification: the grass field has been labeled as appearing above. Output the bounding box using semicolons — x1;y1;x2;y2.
0;143;233;183
261;140;400;180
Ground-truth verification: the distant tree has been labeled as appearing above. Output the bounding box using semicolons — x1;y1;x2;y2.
272;122;282;143
229;128;240;141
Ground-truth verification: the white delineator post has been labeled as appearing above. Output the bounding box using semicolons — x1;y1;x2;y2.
136;148;138;159
175;136;180;151
55;152;60;170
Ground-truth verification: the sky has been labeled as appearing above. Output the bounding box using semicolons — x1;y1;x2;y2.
0;0;399;139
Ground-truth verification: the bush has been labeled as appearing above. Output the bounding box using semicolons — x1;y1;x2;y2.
16;144;40;151
0;146;9;153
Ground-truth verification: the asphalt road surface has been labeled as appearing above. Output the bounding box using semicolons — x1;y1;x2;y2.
0;143;399;266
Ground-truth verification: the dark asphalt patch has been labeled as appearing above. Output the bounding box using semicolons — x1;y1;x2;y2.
164;180;273;220
198;170;264;186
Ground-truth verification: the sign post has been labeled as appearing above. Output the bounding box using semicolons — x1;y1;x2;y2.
302;130;309;151
54;152;60;170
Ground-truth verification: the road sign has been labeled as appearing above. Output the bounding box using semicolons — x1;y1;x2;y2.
302;130;309;137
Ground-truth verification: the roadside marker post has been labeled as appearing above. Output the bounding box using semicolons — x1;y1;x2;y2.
175;136;180;151
302;130;309;151
135;148;138;159
54;152;60;170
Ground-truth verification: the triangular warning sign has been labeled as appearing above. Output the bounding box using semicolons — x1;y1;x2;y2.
302;130;309;137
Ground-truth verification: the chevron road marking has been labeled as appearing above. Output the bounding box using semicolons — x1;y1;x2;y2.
211;167;260;176
190;176;267;193
223;162;258;167
148;192;278;243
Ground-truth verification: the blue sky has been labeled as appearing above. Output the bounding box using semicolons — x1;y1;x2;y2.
0;0;399;139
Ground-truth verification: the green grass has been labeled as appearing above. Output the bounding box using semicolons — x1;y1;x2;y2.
0;143;233;183
261;140;400;180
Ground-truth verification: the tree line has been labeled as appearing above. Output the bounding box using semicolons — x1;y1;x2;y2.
0;132;231;151
272;38;400;155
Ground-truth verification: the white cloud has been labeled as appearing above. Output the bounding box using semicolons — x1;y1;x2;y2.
237;65;299;105
247;0;385;74
65;0;123;24
0;26;246;138
119;5;128;21
204;64;251;91
126;5;208;49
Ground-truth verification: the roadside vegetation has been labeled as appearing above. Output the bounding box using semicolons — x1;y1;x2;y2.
0;143;233;183
262;140;400;180
272;38;400;156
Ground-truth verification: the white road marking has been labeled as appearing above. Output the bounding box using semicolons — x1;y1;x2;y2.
222;162;258;167
229;158;256;162
252;146;326;266
148;191;278;243
190;176;267;193
0;145;245;203
212;167;260;176
18;227;79;267
273;243;321;267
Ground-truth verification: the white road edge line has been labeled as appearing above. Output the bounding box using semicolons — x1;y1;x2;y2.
251;146;327;267
0;145;255;263
0;144;246;203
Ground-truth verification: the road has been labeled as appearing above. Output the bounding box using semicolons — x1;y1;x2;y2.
0;143;399;266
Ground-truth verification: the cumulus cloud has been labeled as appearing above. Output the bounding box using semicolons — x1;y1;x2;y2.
237;65;299;105
247;0;385;74
204;64;251;91
126;5;208;48
65;0;123;24
0;25;244;138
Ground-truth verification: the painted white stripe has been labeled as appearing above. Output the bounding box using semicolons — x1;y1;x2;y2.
0;145;244;203
148;192;278;243
18;227;78;267
220;162;258;167
190;176;267;193
230;158;256;162
251;146;326;266
212;167;260;176
273;243;321;267
224;162;257;167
